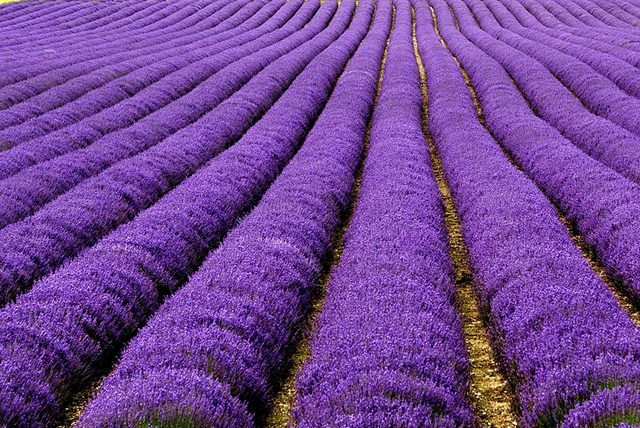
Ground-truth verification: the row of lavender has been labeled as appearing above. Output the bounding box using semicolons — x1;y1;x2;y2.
292;0;640;425
421;0;640;425
1;0;640;426
0;0;358;425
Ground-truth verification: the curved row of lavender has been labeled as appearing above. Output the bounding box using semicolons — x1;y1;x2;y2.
0;1;294;129
490;0;640;84
524;0;640;49
0;1;285;118
585;0;640;25
489;0;640;64
0;1;208;55
0;0;281;133
443;0;640;186
0;2;285;164
561;0;635;26
476;0;640;179
463;0;640;136
2;0;640;426
481;0;640;99
0;2;237;101
0;1;233;71
0;2;366;425
0;0;333;305
0;0;220;55
418;1;640;427
1;0;174;36
0;2;156;45
0;1;254;88
545;0;638;28
294;1;475;426
0;1;316;181
77;1;385;424
0;0;272;133
0;0;280;108
448;0;640;325
439;0;640;423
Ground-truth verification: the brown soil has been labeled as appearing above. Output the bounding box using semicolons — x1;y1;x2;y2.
414;11;519;428
263;8;393;428
55;371;108;427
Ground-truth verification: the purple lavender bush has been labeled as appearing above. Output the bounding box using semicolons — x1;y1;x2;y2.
418;0;640;425
78;1;390;425
294;1;475;426
0;1;369;425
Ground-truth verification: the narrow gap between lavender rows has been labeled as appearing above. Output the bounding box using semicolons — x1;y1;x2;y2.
413;8;519;428
263;8;393;427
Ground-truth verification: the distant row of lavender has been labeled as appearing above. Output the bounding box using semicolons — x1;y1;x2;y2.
1;0;640;426
0;2;268;95
0;1;274;133
0;2;239;106
1;1;227;56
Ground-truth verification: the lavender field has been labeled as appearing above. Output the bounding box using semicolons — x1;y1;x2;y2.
1;0;640;426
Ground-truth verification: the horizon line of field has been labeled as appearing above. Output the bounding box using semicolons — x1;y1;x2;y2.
3;0;640;426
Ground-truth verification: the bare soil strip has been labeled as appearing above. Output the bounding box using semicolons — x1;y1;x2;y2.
55;366;111;427
263;10;392;428
414;11;519;428
557;209;640;329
